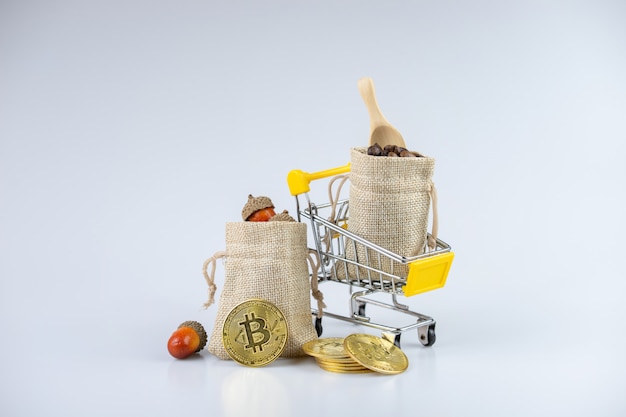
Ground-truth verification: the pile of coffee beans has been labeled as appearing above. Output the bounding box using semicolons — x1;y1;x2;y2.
367;143;424;158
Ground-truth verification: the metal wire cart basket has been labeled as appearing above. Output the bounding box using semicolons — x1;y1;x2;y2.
287;164;454;348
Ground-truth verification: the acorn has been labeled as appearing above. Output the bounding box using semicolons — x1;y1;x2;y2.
268;209;296;222
178;320;207;352
242;194;276;221
167;320;207;359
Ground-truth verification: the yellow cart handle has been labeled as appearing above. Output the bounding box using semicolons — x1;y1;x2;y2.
287;164;351;196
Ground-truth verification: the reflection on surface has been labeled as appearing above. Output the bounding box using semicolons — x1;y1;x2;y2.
414;345;438;378
221;367;289;417
167;354;208;388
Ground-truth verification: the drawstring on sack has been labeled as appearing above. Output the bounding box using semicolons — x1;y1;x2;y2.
320;174;350;252
327;174;350;223
427;181;439;250
307;249;326;318
202;251;226;309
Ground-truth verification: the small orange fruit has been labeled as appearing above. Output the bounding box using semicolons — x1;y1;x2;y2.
167;327;200;359
247;207;276;222
167;321;207;359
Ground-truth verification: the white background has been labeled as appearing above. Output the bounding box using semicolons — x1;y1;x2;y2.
1;1;625;416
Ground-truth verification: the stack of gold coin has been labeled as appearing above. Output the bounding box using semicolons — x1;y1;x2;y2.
343;333;409;375
302;337;373;374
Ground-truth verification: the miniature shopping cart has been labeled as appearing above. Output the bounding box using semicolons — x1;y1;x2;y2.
287;164;454;348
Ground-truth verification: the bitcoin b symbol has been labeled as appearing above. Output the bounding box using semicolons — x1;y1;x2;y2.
222;299;288;366
239;312;271;353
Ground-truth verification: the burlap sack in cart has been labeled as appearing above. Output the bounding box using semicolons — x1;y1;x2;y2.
201;221;325;359
340;146;438;279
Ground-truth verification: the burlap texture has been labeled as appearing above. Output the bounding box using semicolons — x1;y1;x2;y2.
207;221;317;359
342;147;435;279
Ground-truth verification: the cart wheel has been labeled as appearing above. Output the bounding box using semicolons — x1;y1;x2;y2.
356;302;366;318
418;323;436;347
314;317;323;337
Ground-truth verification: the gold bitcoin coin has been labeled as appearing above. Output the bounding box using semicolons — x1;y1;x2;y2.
302;337;351;360
343;333;409;375
315;356;365;365
315;356;363;365
316;362;374;374
315;359;370;371
222;299;288;367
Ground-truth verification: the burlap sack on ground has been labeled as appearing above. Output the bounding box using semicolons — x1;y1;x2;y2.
341;147;435;279
203;221;317;359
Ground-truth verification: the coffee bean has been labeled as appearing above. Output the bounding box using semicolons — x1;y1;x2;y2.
366;144;423;158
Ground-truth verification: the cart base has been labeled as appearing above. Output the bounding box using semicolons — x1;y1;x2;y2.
311;289;437;348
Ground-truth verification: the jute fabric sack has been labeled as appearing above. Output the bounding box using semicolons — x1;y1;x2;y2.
344;147;436;279
202;221;319;359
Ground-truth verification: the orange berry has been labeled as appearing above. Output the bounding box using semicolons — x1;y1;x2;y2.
167;327;200;359
247;207;276;222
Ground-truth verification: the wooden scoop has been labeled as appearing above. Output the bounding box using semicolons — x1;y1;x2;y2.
358;77;407;149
